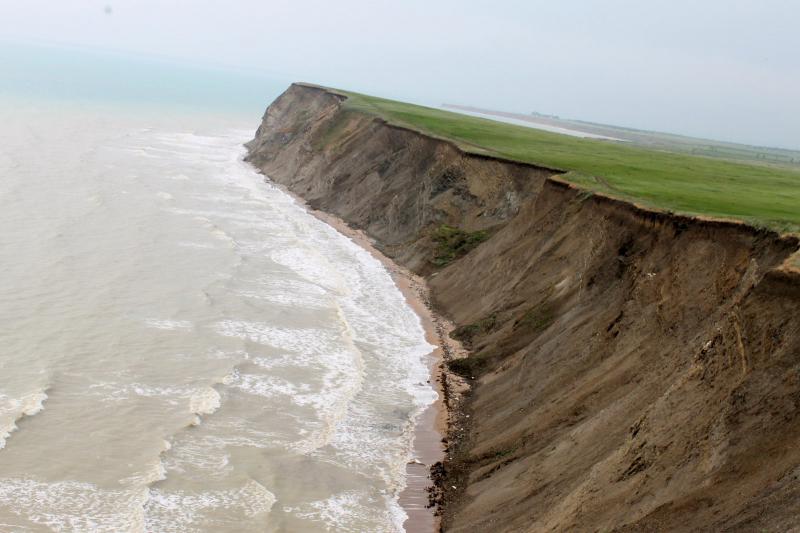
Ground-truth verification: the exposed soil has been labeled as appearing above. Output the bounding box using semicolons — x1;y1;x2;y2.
246;83;800;532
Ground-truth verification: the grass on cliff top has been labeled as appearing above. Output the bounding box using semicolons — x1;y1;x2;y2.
334;88;800;234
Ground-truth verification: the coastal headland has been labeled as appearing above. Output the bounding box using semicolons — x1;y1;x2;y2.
247;83;800;532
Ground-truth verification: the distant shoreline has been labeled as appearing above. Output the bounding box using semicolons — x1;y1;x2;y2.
442;104;626;141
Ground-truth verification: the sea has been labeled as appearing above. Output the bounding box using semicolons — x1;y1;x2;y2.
0;43;437;532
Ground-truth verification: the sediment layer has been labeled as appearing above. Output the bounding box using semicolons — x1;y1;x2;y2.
247;83;800;532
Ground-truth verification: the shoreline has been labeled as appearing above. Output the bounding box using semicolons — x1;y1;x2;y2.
269;179;467;532
306;209;449;533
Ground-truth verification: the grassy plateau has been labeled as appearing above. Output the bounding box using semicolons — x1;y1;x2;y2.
332;88;800;234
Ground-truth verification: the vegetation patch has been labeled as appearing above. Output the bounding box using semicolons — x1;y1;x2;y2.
312;110;357;152
447;344;509;378
492;444;520;459
432;224;490;266
451;314;498;347
513;303;555;333
448;354;492;378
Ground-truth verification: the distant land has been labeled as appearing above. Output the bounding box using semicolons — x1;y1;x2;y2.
443;103;800;170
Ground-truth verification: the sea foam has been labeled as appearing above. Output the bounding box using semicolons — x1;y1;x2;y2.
0;389;48;449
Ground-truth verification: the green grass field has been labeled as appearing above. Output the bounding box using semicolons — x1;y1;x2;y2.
335;88;800;234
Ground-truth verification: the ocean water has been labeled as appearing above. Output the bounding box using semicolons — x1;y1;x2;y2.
0;45;436;531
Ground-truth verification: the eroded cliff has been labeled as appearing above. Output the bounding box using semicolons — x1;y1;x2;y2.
246;83;800;532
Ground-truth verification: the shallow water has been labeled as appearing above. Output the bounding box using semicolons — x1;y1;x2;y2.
0;98;436;531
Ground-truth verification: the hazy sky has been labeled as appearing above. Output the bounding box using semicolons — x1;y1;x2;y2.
1;0;798;148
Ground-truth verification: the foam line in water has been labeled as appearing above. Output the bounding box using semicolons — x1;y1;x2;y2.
119;439;172;488
88;382;227;427
0;389;48;450
287;490;403;532
0;478;149;532
145;479;276;532
188;387;221;417
143;319;194;331
216;320;366;455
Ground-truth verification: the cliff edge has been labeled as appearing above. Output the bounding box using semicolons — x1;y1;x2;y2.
247;83;800;532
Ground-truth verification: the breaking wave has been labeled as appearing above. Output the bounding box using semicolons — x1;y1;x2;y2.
0;389;48;450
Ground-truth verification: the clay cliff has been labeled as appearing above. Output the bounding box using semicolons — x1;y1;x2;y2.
246;83;800;532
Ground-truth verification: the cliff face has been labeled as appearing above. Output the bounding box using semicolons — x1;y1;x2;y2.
247;84;800;532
